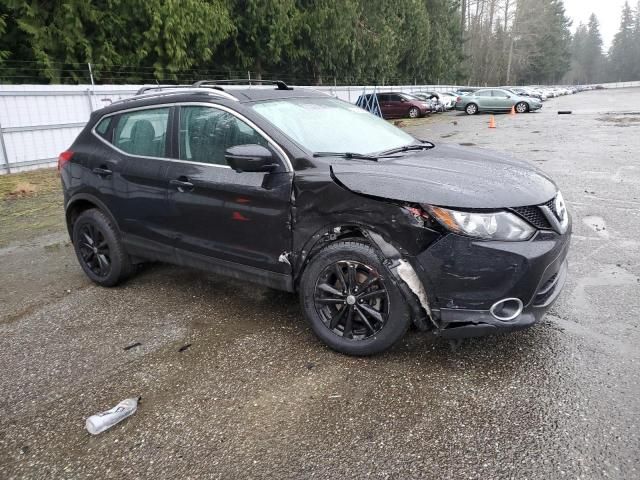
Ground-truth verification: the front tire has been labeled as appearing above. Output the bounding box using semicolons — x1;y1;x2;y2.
408;107;420;118
515;101;528;113
465;103;478;115
72;209;133;287
300;241;411;356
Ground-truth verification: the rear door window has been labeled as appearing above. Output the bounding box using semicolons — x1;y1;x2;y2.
476;90;492;97
113;107;170;157
178;106;268;166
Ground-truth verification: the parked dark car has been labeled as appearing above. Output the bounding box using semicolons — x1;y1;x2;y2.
356;92;431;119
59;80;571;356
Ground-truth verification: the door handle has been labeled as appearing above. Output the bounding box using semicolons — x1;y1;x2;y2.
170;178;194;192
92;166;112;177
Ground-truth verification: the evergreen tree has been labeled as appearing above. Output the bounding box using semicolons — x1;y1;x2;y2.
0;13;7;65
0;0;469;85
0;0;232;83
633;1;640;79
220;0;300;80
583;14;605;83
609;1;636;81
293;0;360;84
425;0;464;84
568;23;589;83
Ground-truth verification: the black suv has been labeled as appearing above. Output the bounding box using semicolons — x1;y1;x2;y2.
59;80;571;356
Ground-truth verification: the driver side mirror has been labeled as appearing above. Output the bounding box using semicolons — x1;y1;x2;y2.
225;144;279;173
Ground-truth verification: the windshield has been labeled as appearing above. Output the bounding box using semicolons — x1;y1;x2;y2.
251;97;415;154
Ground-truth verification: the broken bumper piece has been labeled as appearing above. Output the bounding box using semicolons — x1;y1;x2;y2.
413;227;571;339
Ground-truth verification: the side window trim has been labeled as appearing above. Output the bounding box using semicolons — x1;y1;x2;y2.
176;104;287;170
109;106;171;159
90;102;292;172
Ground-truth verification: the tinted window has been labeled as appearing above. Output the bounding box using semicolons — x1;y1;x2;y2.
113;108;169;157
388;94;402;102
95;117;112;139
179;106;268;166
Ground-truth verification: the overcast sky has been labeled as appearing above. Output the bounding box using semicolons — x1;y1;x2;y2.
563;0;630;51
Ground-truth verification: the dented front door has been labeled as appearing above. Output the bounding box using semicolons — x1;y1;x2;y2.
165;105;293;274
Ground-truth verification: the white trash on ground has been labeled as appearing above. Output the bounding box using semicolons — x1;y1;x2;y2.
85;397;140;435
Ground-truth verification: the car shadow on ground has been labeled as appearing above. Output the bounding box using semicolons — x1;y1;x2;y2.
131;262;566;377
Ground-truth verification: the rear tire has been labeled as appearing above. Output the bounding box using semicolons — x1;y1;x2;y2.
72;209;134;287
300;241;411;356
465;103;478;115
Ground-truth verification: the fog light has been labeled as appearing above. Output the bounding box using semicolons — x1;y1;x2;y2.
490;298;523;321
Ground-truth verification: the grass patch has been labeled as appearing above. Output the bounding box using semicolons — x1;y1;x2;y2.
0;168;65;247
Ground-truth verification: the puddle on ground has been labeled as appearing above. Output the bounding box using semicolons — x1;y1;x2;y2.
596;114;640;126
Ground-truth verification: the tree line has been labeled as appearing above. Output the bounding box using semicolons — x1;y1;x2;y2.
566;1;640;84
0;0;638;86
0;0;463;85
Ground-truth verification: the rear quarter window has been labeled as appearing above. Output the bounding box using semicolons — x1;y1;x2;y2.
95;117;112;140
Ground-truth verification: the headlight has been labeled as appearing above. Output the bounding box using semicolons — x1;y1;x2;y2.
426;206;535;241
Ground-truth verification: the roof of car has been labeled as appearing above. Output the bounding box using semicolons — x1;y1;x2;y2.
96;85;331;117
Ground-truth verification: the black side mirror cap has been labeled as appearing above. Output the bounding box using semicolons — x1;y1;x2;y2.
225;144;279;173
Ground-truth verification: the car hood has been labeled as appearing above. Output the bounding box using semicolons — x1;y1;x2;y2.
330;143;557;209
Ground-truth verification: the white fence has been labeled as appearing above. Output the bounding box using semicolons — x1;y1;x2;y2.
0;81;637;174
0;83;468;174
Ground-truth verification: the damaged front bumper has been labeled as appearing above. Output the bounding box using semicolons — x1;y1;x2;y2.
436;259;567;338
409;227;571;339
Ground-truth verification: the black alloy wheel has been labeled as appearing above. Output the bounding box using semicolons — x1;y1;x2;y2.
313;260;389;340
300;240;411;355
77;222;111;278
72;208;134;287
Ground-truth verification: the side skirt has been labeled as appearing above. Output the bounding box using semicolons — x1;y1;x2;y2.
123;234;294;292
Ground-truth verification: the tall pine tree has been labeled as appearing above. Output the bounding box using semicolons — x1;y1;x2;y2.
609;1;636;81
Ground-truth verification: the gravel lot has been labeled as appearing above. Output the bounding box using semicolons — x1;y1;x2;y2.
1;88;639;479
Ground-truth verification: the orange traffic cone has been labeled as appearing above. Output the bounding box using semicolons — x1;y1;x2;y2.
510;105;516;116
489;115;496;128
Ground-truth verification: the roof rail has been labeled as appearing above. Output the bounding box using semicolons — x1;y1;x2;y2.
111;87;238;106
192;79;293;90
136;85;193;95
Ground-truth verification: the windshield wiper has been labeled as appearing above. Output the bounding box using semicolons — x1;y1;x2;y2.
313;151;378;161
376;141;435;156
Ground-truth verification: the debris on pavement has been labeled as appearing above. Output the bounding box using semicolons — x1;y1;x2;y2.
85;397;140;435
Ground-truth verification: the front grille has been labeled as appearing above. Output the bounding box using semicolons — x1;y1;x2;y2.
543;198;557;217
511;205;552;229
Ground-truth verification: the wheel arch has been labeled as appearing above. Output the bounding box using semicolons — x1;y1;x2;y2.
65;193;120;237
292;222;435;332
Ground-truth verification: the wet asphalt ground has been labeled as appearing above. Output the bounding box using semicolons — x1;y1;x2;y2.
1;89;639;479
